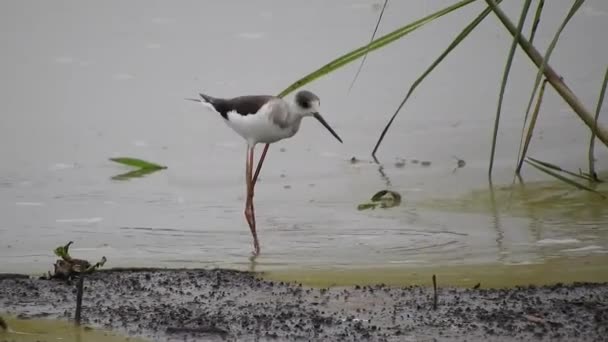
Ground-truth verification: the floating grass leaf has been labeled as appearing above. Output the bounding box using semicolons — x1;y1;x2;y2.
109;157;166;170
529;0;544;44
111;168;164;181
110;157;167;180
516;79;548;174
347;0;389;92
589;65;608;181
277;0;476;98
524;158;605;198
485;0;608;147
358;190;402;210
527;157;594;182
488;0;532;179
372;1;500;158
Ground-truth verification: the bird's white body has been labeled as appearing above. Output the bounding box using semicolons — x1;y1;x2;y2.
222;101;302;146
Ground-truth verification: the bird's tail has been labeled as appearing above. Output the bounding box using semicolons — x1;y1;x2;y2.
185;93;220;114
184;93;216;104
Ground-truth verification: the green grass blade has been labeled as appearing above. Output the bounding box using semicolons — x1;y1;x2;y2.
516;79;547;174
519;0;585;144
588;65;608;180
488;0;532;179
347;0;389;93
277;0;477;98
109;157;167;170
527;157;594;181
371;1;497;158
524;158;605;198
486;0;608;148
529;0;544;44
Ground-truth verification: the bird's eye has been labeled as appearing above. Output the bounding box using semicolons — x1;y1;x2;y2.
301;101;310;109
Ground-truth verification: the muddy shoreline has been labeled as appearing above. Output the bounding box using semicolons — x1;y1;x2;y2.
1;268;607;341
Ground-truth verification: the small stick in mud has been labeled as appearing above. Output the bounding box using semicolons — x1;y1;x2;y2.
432;274;438;310
75;276;84;325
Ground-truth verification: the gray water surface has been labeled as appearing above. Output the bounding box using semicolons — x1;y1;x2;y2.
1;1;608;276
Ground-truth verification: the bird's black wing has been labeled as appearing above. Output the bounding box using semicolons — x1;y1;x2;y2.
199;94;276;120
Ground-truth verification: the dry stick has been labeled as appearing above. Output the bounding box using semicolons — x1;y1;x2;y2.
516;79;548;174
589;65;608;181
75;276;84;325
485;0;608;148
432;274;438;310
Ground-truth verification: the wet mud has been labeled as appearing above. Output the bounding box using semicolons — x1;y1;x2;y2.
1;268;607;341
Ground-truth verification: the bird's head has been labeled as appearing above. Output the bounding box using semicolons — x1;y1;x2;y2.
293;90;342;143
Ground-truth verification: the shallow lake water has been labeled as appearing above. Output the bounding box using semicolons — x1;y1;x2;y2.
1;0;608;284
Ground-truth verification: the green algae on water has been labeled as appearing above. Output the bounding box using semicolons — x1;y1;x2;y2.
0;316;147;342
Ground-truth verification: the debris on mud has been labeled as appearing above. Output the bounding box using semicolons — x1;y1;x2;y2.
44;241;107;280
1;268;607;341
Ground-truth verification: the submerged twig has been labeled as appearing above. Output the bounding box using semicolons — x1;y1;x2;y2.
372;1;501;158
488;0;532;179
347;0;389;92
516;78;548;174
589;65;608;181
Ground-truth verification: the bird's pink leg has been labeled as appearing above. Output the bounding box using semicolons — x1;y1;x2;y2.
252;143;270;186
245;146;260;256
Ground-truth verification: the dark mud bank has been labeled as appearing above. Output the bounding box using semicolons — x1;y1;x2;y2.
1;268;607;341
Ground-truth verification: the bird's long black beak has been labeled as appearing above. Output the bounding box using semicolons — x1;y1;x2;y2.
313;112;342;143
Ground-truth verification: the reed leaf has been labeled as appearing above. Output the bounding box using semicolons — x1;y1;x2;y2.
348;0;389;92
485;0;608;147
529;0;544;44
527;157;594;181
516;79;547;174
524;158;605;198
371;1;498;158
277;0;477;98
519;0;585;148
488;0;532;179
588;65;608;181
